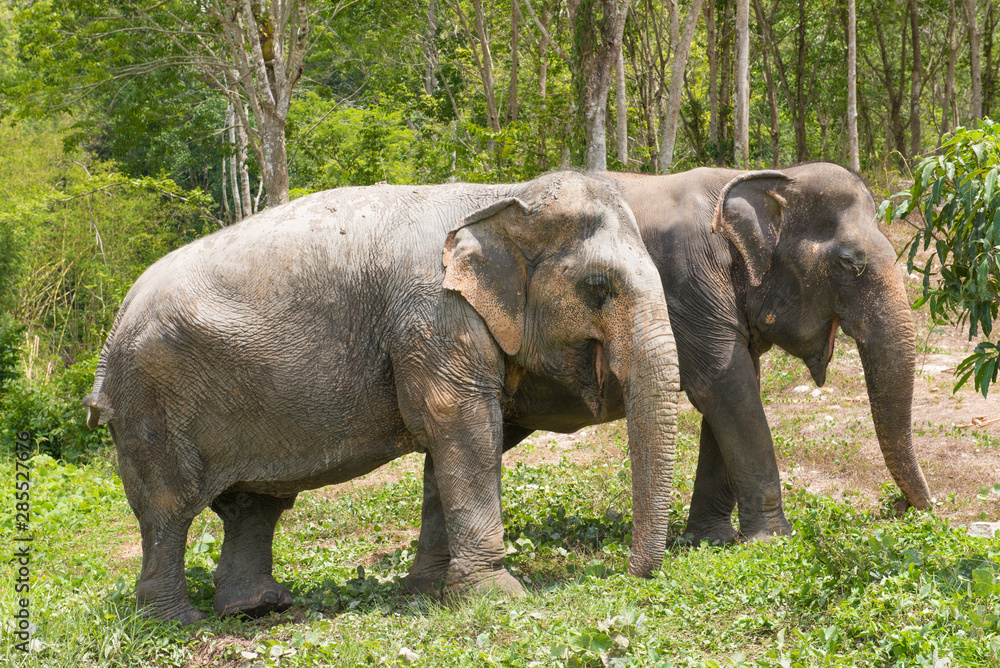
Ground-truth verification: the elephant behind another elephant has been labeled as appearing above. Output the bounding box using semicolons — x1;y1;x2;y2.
612;162;931;542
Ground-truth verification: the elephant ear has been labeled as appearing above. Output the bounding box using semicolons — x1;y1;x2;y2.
443;197;531;355
710;170;793;286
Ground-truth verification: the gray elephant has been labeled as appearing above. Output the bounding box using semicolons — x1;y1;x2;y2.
611;162;931;542
84;172;681;624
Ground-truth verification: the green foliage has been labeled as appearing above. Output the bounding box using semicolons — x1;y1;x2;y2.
0;353;112;461
883;119;1000;397
0;312;24;385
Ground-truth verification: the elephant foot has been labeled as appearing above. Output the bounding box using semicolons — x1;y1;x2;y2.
402;569;446;595
214;576;294;619
445;565;525;598
737;515;792;543
684;521;738;546
136;581;208;625
137;601;208;626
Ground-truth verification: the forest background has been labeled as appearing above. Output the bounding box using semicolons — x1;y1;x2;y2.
1;0;995;459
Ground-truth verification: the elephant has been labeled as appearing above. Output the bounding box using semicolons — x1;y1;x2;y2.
608;162;932;542
83;171;681;625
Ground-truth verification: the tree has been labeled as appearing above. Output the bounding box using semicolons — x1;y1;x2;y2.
575;0;632;171
884;120;1000;396
734;0;749;168
966;0;983;124
658;0;705;172
907;0;922;157
846;0;859;171
11;0;317;209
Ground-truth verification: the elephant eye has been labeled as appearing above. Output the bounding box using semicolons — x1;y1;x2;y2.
583;274;614;305
836;248;866;276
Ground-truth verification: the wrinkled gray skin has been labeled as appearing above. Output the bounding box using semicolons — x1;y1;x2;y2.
84;172;680;624
609;162;932;542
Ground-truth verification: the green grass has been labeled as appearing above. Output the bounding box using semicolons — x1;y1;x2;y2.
4;440;1000;668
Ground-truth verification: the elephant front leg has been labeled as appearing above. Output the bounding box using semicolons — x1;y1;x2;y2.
402;454;451;595
685;418;738;544
405;425;533;594
211;491;296;618
425;404;522;596
689;349;791;542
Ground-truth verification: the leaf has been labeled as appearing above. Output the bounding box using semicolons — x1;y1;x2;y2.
921;160;937;189
974;143;987;164
986;168;998;203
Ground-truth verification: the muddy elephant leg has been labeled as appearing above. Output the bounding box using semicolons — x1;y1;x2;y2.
427;405;521;595
211;491;296;618
404;425;533;594
116;426;207;625
134;512;206;624
402;454;451;594
685;418;738;543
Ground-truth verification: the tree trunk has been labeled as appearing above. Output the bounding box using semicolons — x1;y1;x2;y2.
706;0;719;159
508;0;520;123
908;0;922;158
424;0;439;95
944;0;957;137
580;0;631;172
758;28;781;168
616;41;629;165
846;0;859;171
734;0;750;168
236;106;254;219
226;103;243;222
658;0;707;172
983;3;997;118
538;1;550;169
793;0;807;162
966;0;983;124
719;0;733;149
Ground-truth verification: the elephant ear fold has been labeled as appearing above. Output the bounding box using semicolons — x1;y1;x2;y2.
443;197;531;355
711;171;793;286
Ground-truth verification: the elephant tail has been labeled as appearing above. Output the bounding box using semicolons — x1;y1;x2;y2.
84;301;128;429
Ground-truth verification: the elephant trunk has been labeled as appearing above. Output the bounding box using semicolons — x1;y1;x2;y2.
608;296;681;577
844;272;932;511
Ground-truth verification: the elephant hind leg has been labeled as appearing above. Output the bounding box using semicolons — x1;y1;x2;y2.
134;513;206;624
403;453;451;595
211;491;295;619
116;417;210;624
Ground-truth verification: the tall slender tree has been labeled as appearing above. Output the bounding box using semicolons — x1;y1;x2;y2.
734;0;750;168
847;0;860;171
577;0;632;171
658;0;706;171
966;0;983;124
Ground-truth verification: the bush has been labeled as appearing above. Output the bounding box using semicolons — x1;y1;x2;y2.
883;119;1000;396
0;312;23;386
0;352;110;461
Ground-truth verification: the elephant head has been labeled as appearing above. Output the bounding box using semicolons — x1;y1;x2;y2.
442;173;681;577
712;162;931;511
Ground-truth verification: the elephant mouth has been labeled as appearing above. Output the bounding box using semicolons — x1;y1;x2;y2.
581;340;611;419
805;316;840;387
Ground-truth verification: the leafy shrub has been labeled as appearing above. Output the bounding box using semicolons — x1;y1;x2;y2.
0;311;23;385
0;352;110;461
883;119;1000;396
